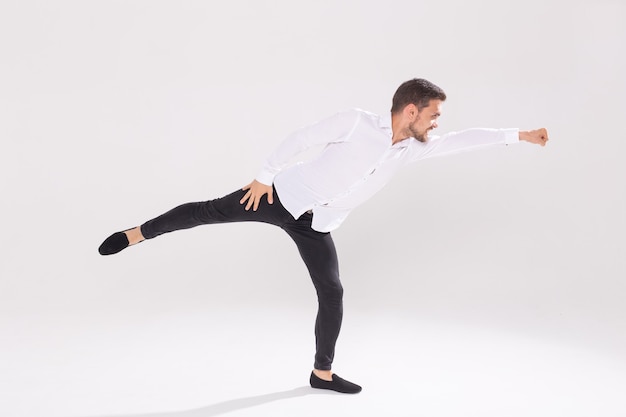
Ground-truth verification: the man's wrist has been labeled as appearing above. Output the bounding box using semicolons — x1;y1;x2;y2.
518;130;529;143
256;170;276;186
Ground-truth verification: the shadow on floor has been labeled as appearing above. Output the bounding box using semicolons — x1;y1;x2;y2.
88;386;335;417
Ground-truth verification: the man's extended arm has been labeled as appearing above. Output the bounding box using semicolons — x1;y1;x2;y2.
417;127;549;161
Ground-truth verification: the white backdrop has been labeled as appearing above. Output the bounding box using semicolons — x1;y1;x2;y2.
1;1;625;416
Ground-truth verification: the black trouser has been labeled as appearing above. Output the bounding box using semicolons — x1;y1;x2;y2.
140;188;343;371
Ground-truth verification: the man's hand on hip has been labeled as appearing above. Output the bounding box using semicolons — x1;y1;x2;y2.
241;180;274;211
519;128;549;146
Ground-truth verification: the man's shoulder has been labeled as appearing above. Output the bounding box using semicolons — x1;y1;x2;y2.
319;108;388;132
348;108;377;118
348;108;391;130
341;108;388;126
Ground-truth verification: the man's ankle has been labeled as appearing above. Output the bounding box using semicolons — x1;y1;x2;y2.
313;369;333;381
124;227;145;245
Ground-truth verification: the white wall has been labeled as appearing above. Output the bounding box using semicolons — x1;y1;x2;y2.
1;0;625;361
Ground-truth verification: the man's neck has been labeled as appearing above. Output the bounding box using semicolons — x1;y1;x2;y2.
390;112;409;145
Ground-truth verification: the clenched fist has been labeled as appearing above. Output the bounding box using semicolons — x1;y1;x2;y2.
519;128;549;146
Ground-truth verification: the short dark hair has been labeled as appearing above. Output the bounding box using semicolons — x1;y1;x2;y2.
390;78;446;114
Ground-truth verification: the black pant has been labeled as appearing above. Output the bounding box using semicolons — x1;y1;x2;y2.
140;188;343;371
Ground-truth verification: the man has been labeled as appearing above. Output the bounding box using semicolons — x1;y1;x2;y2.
99;78;549;394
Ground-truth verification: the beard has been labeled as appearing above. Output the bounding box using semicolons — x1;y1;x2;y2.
409;124;428;143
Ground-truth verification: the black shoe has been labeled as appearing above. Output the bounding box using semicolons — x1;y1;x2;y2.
309;371;362;394
98;231;129;255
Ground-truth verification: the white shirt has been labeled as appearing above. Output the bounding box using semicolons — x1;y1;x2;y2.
256;108;519;232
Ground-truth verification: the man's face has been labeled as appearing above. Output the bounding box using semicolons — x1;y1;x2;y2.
408;100;442;142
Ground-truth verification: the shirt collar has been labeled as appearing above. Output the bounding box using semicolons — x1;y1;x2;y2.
379;113;413;148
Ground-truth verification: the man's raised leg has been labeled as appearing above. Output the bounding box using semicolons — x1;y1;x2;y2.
98;188;291;255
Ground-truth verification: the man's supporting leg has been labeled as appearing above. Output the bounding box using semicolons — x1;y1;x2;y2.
282;213;361;393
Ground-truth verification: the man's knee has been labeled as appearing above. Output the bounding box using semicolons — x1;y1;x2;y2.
316;279;343;305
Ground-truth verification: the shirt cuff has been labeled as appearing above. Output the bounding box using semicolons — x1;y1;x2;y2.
504;128;520;145
255;170;275;186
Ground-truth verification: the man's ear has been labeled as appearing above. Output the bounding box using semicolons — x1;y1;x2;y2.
403;103;418;121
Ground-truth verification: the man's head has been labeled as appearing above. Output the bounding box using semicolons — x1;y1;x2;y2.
391;78;446;114
391;78;446;143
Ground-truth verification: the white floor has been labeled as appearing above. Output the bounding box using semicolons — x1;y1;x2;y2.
2;307;626;417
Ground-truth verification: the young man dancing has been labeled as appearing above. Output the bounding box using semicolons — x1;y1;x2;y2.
99;78;549;394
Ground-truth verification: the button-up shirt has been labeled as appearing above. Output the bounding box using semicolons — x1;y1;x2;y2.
256;108;519;232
